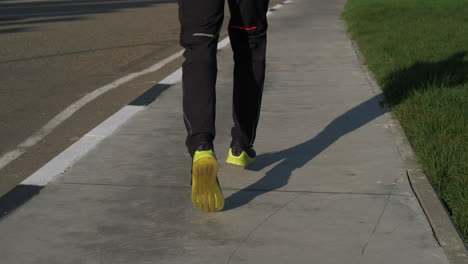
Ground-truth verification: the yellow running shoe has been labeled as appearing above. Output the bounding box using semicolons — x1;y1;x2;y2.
191;148;224;212
226;145;256;168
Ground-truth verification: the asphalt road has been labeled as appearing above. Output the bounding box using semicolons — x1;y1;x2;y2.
1;0;182;148
0;0;282;196
0;0;186;195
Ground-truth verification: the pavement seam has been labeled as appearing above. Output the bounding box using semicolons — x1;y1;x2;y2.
51;181;406;196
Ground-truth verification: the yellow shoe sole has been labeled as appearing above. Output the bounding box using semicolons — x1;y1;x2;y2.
226;148;256;168
191;151;224;212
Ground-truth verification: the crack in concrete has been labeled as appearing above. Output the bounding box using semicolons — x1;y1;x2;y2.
224;193;303;264
360;192;391;256
360;174;400;256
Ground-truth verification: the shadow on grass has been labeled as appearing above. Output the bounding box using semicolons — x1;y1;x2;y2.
224;94;389;210
383;51;468;106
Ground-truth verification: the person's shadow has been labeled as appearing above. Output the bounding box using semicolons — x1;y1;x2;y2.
223;93;389;210
223;51;468;211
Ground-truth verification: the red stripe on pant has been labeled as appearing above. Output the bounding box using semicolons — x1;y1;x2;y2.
230;26;257;31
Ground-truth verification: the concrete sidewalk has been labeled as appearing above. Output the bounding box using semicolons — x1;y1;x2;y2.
0;0;452;263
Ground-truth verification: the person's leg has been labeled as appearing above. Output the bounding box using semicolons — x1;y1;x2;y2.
178;0;224;157
178;0;225;212
227;0;270;152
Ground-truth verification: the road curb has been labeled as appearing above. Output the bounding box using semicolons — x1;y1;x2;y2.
344;29;468;264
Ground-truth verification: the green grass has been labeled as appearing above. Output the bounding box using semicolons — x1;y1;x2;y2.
342;0;468;242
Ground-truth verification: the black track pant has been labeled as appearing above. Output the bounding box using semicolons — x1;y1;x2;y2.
178;0;269;156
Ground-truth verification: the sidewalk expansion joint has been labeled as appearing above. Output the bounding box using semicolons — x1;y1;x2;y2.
52;181;406;197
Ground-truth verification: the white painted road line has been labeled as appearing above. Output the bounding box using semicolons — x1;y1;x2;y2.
0;149;25;170
0;48;185;171
19;1;290;186
21;106;144;185
217;37;231;50
21;67;188;185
